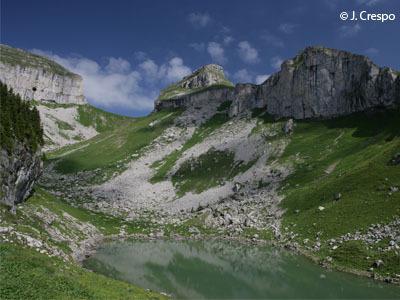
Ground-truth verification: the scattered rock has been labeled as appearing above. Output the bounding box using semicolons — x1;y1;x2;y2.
373;259;384;268
232;182;242;193
283;119;294;135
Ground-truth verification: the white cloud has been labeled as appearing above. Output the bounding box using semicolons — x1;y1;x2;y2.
261;32;284;48
189;42;205;52
31;49;191;112
339;24;361;38
271;56;283;70
188;12;211;28
207;42;227;64
237;41;259;64
223;36;234;45
133;51;147;61
164;57;192;82
255;74;270;84
139;59;159;80
233;69;253;83
279;23;297;34
106;57;131;73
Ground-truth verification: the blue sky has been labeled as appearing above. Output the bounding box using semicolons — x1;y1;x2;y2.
2;0;400;116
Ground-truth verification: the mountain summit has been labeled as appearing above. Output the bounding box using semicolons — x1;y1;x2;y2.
157;46;400;119
158;64;233;100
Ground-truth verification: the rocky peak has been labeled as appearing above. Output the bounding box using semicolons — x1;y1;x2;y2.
158;64;233;100
179;64;229;89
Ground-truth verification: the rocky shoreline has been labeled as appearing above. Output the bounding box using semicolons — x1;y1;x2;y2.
79;226;400;286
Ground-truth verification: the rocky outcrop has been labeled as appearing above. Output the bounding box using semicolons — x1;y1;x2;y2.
0;44;85;104
179;64;231;89
0;143;42;210
155;47;399;119
155;86;234;111
157;64;233;101
258;46;399;119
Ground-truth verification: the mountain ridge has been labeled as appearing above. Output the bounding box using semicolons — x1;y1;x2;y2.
156;46;400;119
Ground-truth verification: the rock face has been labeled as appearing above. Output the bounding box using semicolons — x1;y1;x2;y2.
259;46;399;119
0;143;42;209
0;44;85;104
155;87;233;111
155;47;399;119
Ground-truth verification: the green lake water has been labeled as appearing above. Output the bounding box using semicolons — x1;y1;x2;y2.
83;239;400;299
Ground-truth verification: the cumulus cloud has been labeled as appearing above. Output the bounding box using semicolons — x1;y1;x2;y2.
189;42;205;52
207;42;227;64
188;12;211;28
261;32;284;48
233;69;253;83
223;36;234;45
133;51;147;61
106;57;131;73
255;74;270;84
339;24;361;38
237;41;259;64
271;56;283;70
163;57;192;82
279;23;297;34
31;49;191;112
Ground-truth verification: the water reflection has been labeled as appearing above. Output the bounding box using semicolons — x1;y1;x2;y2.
83;239;400;299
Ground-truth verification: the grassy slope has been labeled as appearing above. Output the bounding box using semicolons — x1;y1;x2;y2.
277;109;400;276
172;149;254;196
0;243;165;300
76;104;132;133
0;188;165;299
49;109;181;174
34;101;131;133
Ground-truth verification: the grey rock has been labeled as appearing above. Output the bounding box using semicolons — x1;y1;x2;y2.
373;259;384;268
155;87;233;111
260;46;398;119
283;119;294;135
0;44;85;104
155;46;399;120
0;143;42;209
232;182;242;193
180;64;228;89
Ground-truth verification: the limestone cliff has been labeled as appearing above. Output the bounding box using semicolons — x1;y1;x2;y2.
0;44;85;104
258;46;399;119
155;47;399;119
